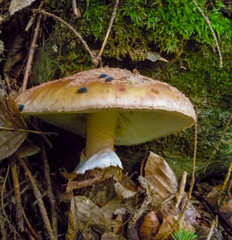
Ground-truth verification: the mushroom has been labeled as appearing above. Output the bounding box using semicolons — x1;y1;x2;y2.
15;67;196;173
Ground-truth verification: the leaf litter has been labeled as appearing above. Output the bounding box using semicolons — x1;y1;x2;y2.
0;96;28;161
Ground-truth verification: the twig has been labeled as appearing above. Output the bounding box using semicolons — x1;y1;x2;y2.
35;9;98;66
192;0;223;68
41;141;58;238
0;215;23;240
204;112;232;173
98;0;119;59
18;157;56;240
0;126;58;136
21;14;42;92
193;191;232;236
163;120;198;238
72;0;81;18
1;165;10;224
178;120;198;226
227;178;232;196
27;119;54;148
175;171;187;209
206;217;217;240
11;163;24;232
218;160;232;205
176;121;198;229
0;210;7;240
0;165;22;239
22;208;40;239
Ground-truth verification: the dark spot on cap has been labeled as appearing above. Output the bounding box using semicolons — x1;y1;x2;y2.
151;88;159;94
77;87;87;93
105;76;114;82
18;104;24;111
118;86;126;91
99;73;108;78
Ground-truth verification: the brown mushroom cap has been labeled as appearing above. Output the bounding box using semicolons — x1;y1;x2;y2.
15;67;196;145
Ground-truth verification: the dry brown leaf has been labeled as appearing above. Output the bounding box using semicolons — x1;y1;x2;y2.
66;196;112;240
9;0;36;15
139;211;160;240
154;215;193;240
114;175;138;199
114;181;137;199
16;143;40;158
220;198;232;213
144;151;178;199
0;96;28;161
101;199;124;220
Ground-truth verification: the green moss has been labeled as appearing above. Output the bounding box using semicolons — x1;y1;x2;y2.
41;0;232;74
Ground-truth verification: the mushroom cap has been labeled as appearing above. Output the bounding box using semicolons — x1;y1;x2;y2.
15;67;196;146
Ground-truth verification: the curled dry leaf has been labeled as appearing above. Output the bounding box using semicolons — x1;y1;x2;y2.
180;195;201;225
144;151;178;199
66;196;113;240
0;96;28;161
114;175;138;199
206;185;221;209
16;143;40;158
9;0;36;15
154;215;193;240
139;211;160;240
220;198;232;213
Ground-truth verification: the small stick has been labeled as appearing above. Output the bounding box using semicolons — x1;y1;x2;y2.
72;0;81;18
204;112;232;172
0;126;58;136
11;163;24;232
175;171;187;209
218;160;232;205
18;157;56;240
206;218;217;240
1;165;10;224
0;211;7;240
27;119;54;148
192;0;223;68
41;141;58;238
21;14;42;92
178;120;198;226
35;9;98;65
98;0;119;59
227;178;232;196
163;120;198;238
22;208;40;239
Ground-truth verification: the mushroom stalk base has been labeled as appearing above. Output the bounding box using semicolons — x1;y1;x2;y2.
76;148;123;174
85;111;117;159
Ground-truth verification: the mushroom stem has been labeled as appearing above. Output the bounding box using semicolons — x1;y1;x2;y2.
85;111;117;159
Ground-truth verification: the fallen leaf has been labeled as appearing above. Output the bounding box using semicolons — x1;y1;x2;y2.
220;198;232;213
16;143;40;158
139;211;160;240
0;96;28;161
114;175;138;199
9;0;36;15
154;215;193;240
66;196;113;240
144;152;178;199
